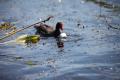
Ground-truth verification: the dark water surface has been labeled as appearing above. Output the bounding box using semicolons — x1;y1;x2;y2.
0;0;120;80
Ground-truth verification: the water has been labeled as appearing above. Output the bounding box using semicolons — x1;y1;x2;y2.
0;0;120;80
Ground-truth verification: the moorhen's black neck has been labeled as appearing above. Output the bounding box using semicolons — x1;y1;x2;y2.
54;28;61;38
54;22;63;38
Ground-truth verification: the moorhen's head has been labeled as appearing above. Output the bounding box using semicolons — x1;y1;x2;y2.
56;22;63;31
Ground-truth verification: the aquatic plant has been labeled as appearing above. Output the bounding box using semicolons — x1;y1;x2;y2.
0;22;16;30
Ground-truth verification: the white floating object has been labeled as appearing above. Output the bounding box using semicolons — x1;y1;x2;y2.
60;32;67;38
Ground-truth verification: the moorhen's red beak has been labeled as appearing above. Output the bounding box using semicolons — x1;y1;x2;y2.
60;25;63;30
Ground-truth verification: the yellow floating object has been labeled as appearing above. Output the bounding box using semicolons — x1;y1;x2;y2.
16;34;40;43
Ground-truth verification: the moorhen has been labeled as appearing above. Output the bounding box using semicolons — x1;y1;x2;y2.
34;22;63;38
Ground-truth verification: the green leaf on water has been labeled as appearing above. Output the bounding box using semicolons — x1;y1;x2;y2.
26;35;40;43
15;34;40;44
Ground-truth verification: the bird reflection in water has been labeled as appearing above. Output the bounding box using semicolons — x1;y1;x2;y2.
56;37;66;48
57;40;64;48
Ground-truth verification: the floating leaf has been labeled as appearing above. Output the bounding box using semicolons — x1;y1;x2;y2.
0;34;40;45
15;34;28;43
15;34;40;44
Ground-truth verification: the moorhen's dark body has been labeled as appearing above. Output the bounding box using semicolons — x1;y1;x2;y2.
34;22;63;38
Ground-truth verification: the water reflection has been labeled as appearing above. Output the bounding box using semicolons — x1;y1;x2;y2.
86;0;120;10
56;38;64;48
